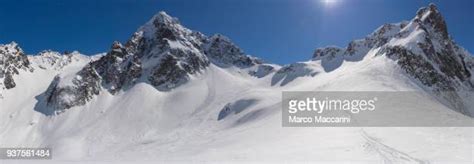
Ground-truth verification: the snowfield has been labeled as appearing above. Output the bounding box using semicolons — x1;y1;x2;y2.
1;47;472;163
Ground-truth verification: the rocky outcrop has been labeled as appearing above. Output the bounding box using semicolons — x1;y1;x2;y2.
0;42;32;89
88;42;142;93
217;99;258;120
249;64;276;78
44;65;102;113
416;4;449;40
312;46;345;72
312;46;344;59
204;34;261;68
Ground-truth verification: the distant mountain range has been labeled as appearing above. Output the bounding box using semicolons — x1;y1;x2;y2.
0;3;472;162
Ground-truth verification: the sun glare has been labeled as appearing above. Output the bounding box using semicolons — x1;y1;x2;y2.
322;0;339;6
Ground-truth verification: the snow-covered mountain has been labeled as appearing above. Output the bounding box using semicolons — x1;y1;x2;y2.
0;4;473;163
38;11;270;114
312;4;474;115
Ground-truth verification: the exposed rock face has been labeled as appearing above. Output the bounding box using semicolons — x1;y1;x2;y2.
148;54;191;90
86;42;142;93
381;4;473;92
313;46;344;59
3;74;16;89
0;42;32;89
44;11;266;113
416;3;449;40
217;99;258;120
204;34;261;68
381;46;452;89
312;46;345;72
44;65;102;113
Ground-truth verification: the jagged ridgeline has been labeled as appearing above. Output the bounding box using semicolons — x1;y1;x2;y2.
312;4;474;115
43;12;269;112
1;4;473;116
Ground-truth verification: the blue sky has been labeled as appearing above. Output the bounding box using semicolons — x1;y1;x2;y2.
0;0;472;64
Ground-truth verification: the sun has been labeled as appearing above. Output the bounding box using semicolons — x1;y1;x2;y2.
321;0;339;6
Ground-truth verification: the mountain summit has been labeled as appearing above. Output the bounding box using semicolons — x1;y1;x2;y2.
0;42;32;89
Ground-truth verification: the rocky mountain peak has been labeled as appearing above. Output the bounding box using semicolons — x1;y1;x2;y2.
30;50;90;71
0;42;32;89
41;10;273;113
111;41;124;50
38;50;61;57
415;3;449;39
42;11;208;112
307;4;473;114
153;11;178;25
139;11;189;41
1;42;22;55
